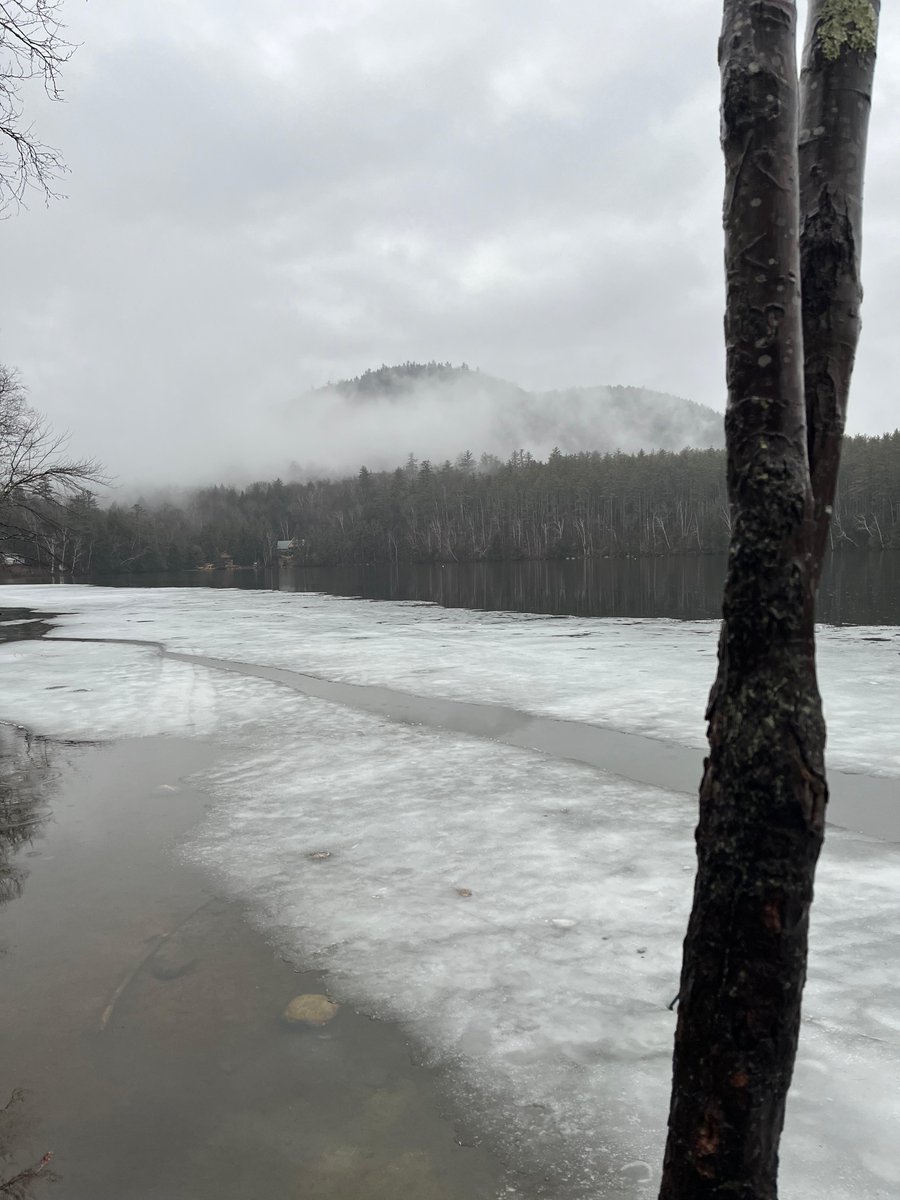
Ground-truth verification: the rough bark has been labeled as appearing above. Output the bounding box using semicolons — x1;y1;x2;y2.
659;2;825;1196
799;0;880;576
658;2;878;1196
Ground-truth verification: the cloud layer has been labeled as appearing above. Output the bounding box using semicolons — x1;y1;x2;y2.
1;1;897;488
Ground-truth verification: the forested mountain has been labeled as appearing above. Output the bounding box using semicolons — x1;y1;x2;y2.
297;362;725;467
6;432;899;575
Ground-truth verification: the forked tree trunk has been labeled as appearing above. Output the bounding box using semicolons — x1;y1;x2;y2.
658;3;878;1198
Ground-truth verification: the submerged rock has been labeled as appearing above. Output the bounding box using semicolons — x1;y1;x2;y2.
282;993;339;1026
620;1160;653;1185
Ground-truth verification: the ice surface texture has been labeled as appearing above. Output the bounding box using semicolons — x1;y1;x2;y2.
0;586;898;1198
5;583;900;776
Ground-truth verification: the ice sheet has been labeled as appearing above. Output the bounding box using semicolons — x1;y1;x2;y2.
0;639;224;740
5;583;900;777
1;597;898;1199
190;716;900;1200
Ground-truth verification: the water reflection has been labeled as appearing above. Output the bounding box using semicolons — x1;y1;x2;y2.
64;549;900;626
0;725;56;908
0;608;59;643
278;554;900;625
272;556;724;619
815;551;900;626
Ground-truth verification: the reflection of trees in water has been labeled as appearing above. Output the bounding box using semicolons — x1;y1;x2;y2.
0;1090;54;1197
0;726;58;1194
79;554;900;623
0;725;56;908
0;612;57;645
275;554;900;624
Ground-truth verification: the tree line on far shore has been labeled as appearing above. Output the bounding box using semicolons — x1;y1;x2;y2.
4;431;899;575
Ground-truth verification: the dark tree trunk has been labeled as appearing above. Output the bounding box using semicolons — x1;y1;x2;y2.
658;2;878;1197
800;0;880;576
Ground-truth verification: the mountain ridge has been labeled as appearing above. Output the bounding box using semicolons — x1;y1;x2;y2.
306;361;724;457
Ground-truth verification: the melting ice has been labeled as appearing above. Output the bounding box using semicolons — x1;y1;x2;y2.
0;585;898;1198
4;583;899;776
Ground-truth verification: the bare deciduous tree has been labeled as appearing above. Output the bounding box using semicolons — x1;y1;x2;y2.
0;365;104;562
659;2;878;1197
0;0;75;212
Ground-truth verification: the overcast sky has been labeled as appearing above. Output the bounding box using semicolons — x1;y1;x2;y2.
2;1;898;487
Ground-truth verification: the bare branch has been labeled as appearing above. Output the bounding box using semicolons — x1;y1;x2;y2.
0;1;75;212
0;1150;53;1197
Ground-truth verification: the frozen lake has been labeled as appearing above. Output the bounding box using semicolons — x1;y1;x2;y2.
1;583;898;1199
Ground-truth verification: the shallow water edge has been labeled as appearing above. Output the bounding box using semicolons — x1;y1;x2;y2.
0;733;531;1200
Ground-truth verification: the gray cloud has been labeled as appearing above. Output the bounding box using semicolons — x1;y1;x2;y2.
1;0;897;489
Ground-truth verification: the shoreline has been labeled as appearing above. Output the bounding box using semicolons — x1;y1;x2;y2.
0;731;529;1200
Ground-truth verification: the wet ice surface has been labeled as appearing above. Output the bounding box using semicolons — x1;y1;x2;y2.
7;583;900;777
0;636;223;738
0;587;899;1198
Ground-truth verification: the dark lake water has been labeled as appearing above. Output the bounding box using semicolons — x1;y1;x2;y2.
86;551;900;626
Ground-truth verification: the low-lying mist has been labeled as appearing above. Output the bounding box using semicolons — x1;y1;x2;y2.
111;364;724;498
284;365;724;478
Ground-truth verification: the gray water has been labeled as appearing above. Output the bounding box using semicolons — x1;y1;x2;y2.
87;551;900;626
0;732;532;1199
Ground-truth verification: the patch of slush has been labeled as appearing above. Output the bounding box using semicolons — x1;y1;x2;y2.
6;584;900;777
1;629;898;1199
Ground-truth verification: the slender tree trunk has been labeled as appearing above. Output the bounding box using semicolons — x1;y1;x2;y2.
800;0;880;577
658;2;877;1197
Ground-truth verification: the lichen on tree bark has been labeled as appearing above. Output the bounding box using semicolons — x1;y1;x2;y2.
817;0;877;60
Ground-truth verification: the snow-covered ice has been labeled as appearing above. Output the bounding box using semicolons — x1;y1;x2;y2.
1;584;898;1198
0;639;223;740
5;583;900;776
